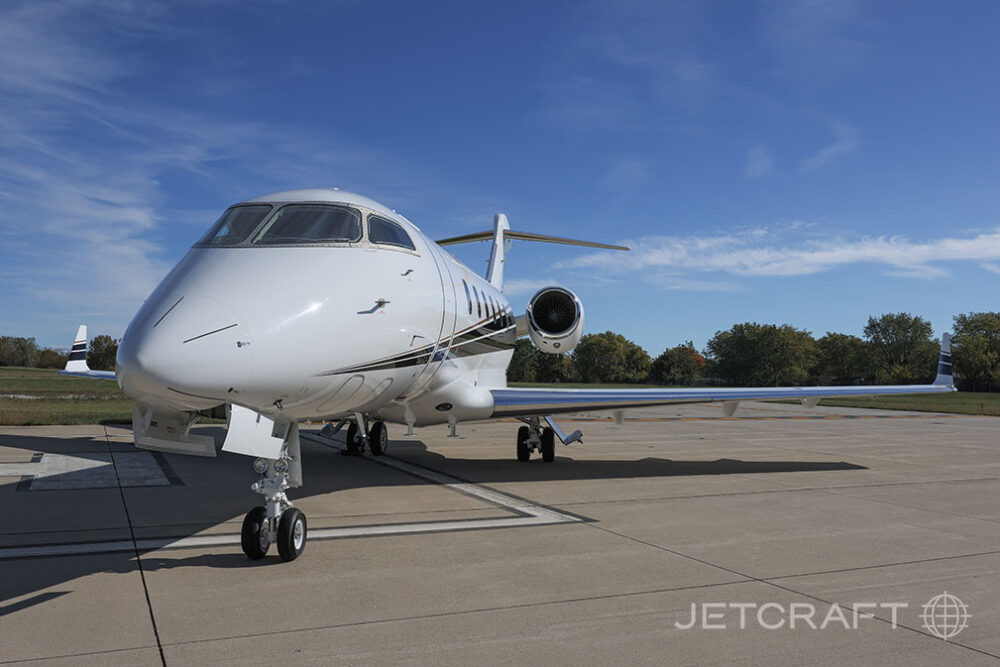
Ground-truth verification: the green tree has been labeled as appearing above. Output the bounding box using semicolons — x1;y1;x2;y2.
863;313;936;384
507;338;539;382
87;335;119;371
951;311;1000;391
0;336;38;367
650;341;705;385
35;348;69;369
706;323;818;386
815;332;866;385
572;331;650;383
535;351;575;383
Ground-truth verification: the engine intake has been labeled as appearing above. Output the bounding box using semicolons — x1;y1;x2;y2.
526;287;584;353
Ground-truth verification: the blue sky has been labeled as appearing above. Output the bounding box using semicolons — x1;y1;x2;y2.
2;0;999;355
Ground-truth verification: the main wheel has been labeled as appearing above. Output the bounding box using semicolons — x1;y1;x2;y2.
277;508;307;562
369;421;388;456
516;425;531;462
241;506;269;559
541;427;556;463
345;422;360;453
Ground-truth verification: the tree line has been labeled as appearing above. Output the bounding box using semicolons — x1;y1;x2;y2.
5;312;1000;390
0;335;119;371
510;312;1000;391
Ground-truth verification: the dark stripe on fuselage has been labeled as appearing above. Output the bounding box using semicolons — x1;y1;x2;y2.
68;351;87;361
316;316;515;376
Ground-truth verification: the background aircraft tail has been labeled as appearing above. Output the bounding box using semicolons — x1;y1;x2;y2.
60;325;117;379
934;332;953;386
64;325;91;373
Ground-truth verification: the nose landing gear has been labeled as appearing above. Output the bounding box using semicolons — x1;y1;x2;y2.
241;448;307;562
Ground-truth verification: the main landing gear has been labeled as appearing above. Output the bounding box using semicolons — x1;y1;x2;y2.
241;450;307;562
343;415;389;456
516;417;556;463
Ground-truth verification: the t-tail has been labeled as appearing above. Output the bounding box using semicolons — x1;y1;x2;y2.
437;217;629;291
934;332;953;386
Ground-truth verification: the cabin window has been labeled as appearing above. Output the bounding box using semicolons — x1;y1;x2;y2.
473;287;482;318
253;204;362;245
369;215;416;250
197;205;272;246
487;295;495;319
462;280;472;315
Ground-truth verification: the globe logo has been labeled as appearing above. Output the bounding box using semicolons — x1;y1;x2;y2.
920;592;970;641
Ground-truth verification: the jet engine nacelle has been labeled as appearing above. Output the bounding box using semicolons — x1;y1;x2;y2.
526;286;584;354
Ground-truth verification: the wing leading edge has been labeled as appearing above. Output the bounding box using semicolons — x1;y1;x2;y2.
491;334;956;418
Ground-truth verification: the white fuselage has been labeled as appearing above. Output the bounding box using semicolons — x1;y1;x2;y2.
116;190;515;428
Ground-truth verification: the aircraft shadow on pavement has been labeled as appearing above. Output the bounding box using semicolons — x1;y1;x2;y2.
372;438;867;483
0;429;866;615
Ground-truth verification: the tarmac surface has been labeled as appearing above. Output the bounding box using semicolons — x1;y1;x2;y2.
0;401;998;665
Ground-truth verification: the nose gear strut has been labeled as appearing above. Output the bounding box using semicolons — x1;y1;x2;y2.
239;423;307;561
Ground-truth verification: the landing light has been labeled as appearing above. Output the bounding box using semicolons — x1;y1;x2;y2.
253;458;269;474
274;459;289;474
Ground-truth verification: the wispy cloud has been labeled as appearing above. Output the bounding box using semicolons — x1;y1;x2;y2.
800;122;860;172
536;4;717;133
761;0;869;85
0;1;497;344
502;279;561;297
744;143;773;178
601;156;655;195
558;224;1000;284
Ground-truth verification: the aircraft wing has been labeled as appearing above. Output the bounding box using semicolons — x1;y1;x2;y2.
60;368;116;380
491;334;956;418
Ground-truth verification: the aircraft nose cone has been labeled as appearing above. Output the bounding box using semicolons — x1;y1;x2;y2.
117;295;251;407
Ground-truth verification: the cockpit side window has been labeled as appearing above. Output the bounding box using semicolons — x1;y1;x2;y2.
253;205;362;245
197;205;272;246
368;215;416;250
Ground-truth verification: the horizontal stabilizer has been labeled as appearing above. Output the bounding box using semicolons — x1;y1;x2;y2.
437;229;629;251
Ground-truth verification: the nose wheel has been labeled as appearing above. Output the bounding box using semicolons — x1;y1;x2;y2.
241;455;308;562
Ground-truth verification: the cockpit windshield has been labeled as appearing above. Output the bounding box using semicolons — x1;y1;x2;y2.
253;204;362;245
197;205;272;246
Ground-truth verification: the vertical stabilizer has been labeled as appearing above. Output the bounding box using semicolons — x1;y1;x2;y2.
486;213;509;289
934;332;953;386
64;325;91;373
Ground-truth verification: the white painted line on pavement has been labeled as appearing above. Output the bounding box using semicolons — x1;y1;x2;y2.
0;432;580;559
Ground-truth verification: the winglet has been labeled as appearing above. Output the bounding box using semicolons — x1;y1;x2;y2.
934;332;953;386
64;325;91;373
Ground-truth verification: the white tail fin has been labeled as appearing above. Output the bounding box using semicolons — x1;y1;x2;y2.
486;214;510;289
934;332;953;386
64;325;91;373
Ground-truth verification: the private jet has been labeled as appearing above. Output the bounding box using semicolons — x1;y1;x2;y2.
63;189;955;562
